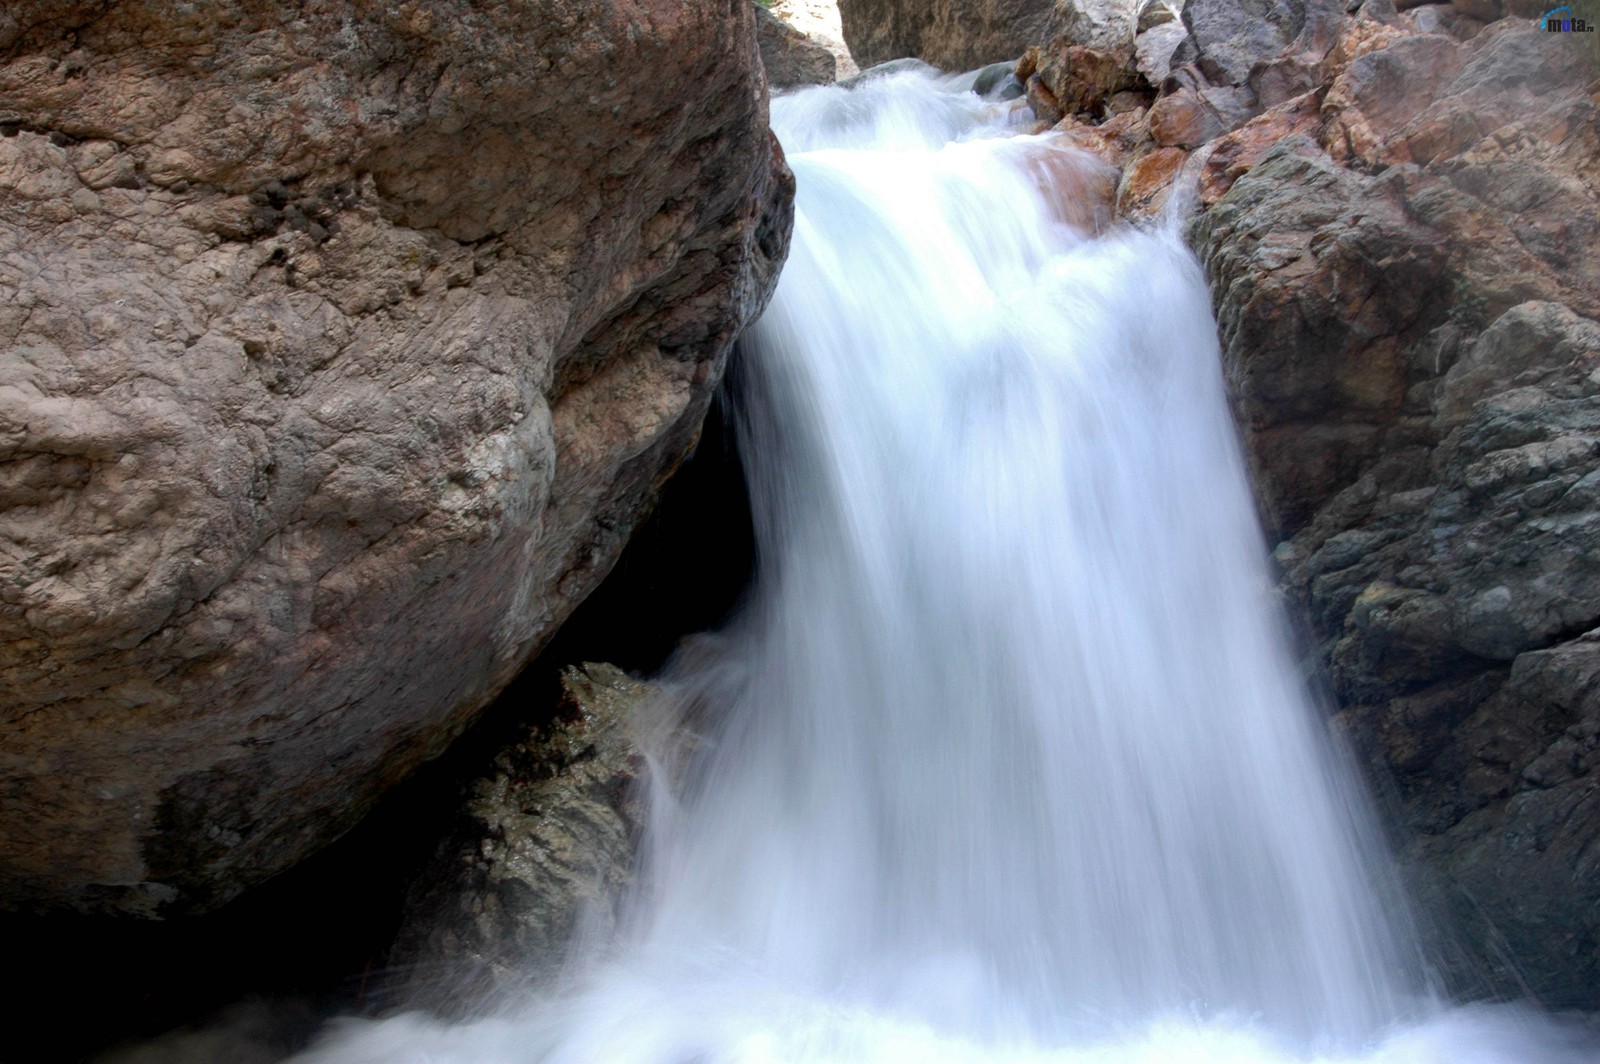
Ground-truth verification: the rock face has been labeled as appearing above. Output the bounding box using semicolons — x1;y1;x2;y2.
1182;11;1600;1008
1272;298;1600;1005
0;0;793;915
837;0;1139;71
757;4;840;89
387;663;651;1013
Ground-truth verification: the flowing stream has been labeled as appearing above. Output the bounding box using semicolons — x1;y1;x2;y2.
297;70;1593;1064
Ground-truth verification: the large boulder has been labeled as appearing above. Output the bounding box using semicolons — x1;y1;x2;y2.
837;0;1139;71
386;663;652;1014
0;0;793;915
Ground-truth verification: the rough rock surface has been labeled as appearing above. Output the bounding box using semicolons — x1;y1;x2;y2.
1181;10;1600;1007
757;4;839;89
837;0;1139;72
1177;0;1346;87
387;663;651;1014
1018;43;1140;123
0;0;793;915
770;0;861;79
1275;298;1600;1005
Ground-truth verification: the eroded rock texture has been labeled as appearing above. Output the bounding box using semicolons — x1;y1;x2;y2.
838;0;1140;72
1183;11;1600;1008
0;0;792;915
388;663;651;1014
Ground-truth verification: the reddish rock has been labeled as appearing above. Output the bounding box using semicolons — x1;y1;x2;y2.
388;663;652;1012
1116;145;1189;218
1014;137;1121;233
1198;89;1324;207
1323;32;1467;164
1148;83;1253;147
1030;43;1140;121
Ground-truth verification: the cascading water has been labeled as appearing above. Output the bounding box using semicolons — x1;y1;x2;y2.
297;69;1595;1064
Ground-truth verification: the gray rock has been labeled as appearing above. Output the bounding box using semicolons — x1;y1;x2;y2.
972;60;1028;99
0;0;793;915
1053;0;1147;50
756;4;839;89
1136;21;1189;85
837;0;1138;71
387;663;652;1014
1138;0;1180;31
1180;0;1347;85
1191;140;1443;531
838;57;939;88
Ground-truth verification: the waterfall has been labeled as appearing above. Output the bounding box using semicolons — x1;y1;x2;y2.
296;69;1594;1064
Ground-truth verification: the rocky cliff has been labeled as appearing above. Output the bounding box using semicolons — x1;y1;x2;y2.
0;0;792;915
1185;6;1600;1008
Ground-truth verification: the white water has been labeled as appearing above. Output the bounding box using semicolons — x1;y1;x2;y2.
296;71;1595;1064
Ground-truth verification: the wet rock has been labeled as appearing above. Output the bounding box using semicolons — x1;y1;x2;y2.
757;4;839;89
974;60;1029;99
1195;17;1599;534
1021;42;1140;122
837;0;1139;71
1411;634;1600;1003
930;0;1600;1013
1297;316;1600;996
1116;144;1190;217
1192;139;1442;531
0;0;793;915
387;663;653;1013
1180;0;1348;86
1147;83;1254;146
838;57;938;88
1134;20;1189;86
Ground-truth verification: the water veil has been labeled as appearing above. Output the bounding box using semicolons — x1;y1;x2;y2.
296;69;1596;1064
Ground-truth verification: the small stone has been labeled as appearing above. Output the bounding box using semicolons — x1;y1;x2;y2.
1137;0;1177;31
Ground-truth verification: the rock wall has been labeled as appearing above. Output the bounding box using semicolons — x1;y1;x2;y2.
0;0;793;915
1186;10;1600;1007
838;0;1140;71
